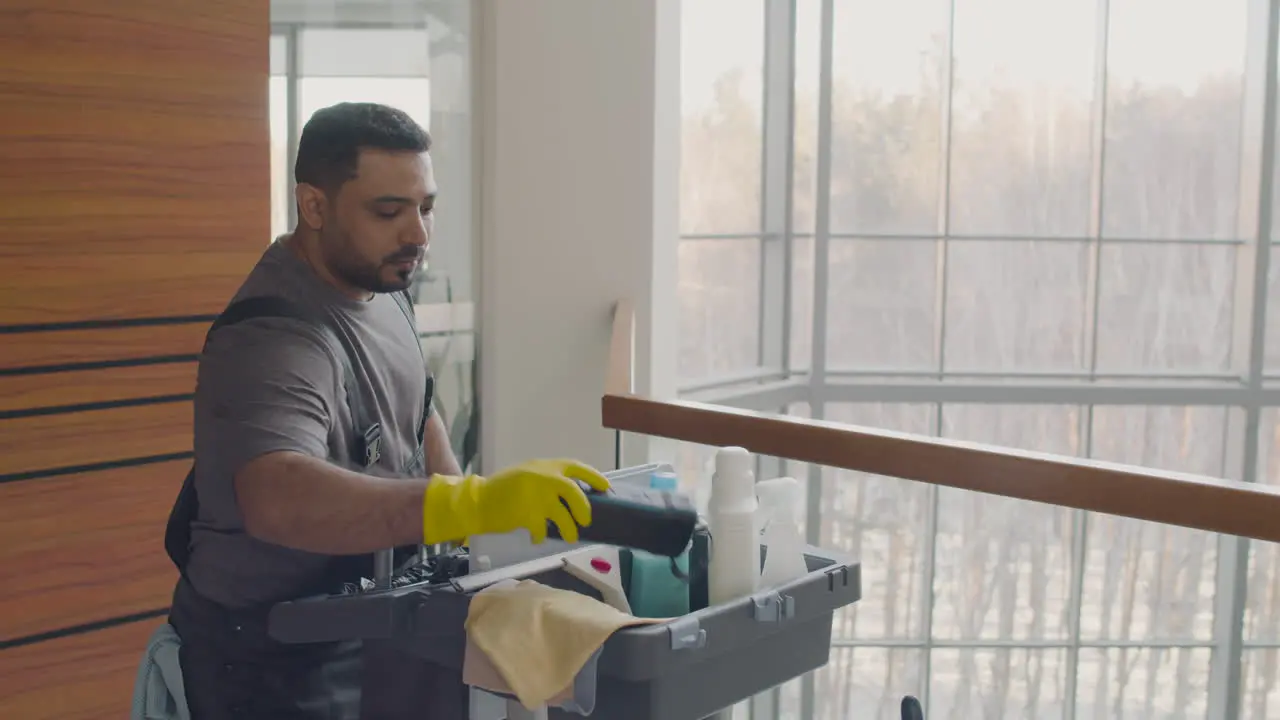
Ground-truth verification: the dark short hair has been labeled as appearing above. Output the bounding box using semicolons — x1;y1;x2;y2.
294;102;432;192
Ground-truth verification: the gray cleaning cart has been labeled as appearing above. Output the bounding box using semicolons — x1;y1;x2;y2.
267;467;862;720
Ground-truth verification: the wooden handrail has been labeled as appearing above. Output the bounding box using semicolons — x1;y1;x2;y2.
602;301;1280;544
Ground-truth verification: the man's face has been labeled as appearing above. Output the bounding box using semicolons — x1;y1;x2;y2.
312;148;437;295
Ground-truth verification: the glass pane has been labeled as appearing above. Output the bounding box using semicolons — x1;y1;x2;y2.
1075;647;1211;719
1101;0;1247;240
791;235;814;370
1245;536;1280;645
943;240;1088;371
1273;3;1280;245
934;405;1079;640
295;28;434;143
1241;649;1280;720
929;648;1068;719
792;0;821;235
270;33;287;76
298;76;432;132
828;0;947;236
670;439;719;514
680;0;764;234
948;0;1095;237
824;404;935;640
416;0;474;303
298;28;430;78
1264;263;1280;371
813;647;926;720
677;238;762;381
1094;244;1236;372
1083;407;1224;642
826;239;938;369
1245;408;1280;643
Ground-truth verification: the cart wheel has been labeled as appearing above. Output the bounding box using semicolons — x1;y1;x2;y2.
901;695;924;720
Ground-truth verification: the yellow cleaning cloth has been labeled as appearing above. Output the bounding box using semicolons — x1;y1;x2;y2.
464;579;663;709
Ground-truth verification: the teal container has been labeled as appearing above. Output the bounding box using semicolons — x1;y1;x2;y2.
626;472;692;618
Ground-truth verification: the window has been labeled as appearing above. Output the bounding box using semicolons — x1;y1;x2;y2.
678;0;766;382
677;0;1280;717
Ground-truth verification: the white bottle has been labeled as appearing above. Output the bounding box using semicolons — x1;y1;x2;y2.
756;477;809;589
707;447;760;604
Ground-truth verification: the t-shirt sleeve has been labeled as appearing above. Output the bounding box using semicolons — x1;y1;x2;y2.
196;318;343;479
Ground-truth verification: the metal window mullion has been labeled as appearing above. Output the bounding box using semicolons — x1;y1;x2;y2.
826;232;1248;245
1065;406;1095;720
1066;1;1112;713
754;0;796;383
805;0;835;547
918;401;944;714
679;366;794;395
824;367;1247;381
807;0;834;410
1213;406;1251;710
800;3;835;720
285;24;301;231
682;232;771;240
830;638;1221;650
920;0;958;713
749;19;797;674
1081;0;1111;378
270;0;428;28
1215;1;1280;717
686;377;1280;413
819;380;1272;406
932;0;958;382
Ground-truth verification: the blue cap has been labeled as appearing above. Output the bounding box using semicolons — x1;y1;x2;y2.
649;471;679;492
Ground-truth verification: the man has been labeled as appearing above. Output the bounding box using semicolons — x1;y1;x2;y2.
168;102;609;719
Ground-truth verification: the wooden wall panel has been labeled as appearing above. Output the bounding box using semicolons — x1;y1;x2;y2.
0;461;185;639
0;1;269;325
0;619;162;720
0;321;209;370
0;362;196;414
0;0;267;710
0;401;193;479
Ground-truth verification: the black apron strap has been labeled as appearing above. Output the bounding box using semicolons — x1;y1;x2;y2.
163;297;357;578
390;290;435;480
389;289;433;446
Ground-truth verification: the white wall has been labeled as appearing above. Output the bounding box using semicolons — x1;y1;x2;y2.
473;0;680;473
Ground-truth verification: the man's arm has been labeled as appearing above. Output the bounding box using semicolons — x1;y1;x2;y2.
203;320;432;555
424;410;462;476
235;451;429;554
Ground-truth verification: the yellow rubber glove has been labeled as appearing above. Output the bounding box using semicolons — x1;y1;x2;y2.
422;458;611;545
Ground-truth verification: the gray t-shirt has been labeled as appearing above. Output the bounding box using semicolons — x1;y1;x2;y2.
186;239;430;608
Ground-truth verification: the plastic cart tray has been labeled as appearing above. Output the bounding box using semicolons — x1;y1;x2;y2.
270;545;860;720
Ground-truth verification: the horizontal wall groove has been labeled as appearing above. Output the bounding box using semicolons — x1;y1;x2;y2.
0;607;169;651
0;315;216;335
0;354;198;377
0;392;193;421
0;451;193;486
